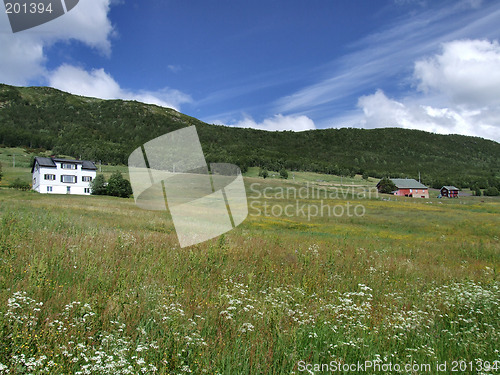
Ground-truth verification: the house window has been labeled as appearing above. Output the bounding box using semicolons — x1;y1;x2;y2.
44;174;56;180
84;188;91;194
82;176;93;182
47;186;52;192
61;175;77;183
61;163;77;170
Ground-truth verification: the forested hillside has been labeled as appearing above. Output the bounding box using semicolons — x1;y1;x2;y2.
1;84;499;189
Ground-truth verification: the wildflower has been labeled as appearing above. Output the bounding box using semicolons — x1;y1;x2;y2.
239;322;255;333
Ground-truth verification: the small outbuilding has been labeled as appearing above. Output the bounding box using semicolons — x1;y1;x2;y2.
440;186;459;198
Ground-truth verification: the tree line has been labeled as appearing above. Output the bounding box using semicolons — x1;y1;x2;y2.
1;84;499;191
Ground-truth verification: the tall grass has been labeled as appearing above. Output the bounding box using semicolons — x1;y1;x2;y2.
0;183;498;374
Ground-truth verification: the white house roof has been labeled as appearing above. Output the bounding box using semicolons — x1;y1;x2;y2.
442;185;459;191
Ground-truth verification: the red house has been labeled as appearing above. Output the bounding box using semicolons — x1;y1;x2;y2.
440;186;459;198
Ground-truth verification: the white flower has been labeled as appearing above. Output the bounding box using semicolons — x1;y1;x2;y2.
239;323;255;333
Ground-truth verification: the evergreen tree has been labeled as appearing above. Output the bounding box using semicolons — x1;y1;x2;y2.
90;174;107;195
378;177;397;194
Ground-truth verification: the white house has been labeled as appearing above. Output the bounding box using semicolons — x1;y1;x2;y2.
31;157;97;195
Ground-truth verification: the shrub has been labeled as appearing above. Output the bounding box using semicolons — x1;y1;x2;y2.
279;168;288;179
0;161;2;181
258;168;268;179
10;178;30;191
107;172;133;198
483;186;499;196
90;174;107;195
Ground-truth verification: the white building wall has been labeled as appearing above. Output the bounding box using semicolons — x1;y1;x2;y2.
32;164;41;192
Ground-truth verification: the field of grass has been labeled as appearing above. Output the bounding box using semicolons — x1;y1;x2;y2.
0;147;499;374
244;167;379;186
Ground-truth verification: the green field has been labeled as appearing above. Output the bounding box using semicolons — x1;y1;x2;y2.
0;149;499;374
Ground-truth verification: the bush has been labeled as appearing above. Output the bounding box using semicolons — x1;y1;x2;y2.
483;186;499;196
377;177;397;194
0;161;2;181
362;172;369;180
107;172;133;198
90;174;107;195
258;168;268;179
279;168;288;179
10;178;30;191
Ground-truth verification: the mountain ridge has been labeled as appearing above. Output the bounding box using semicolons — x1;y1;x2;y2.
0;83;499;188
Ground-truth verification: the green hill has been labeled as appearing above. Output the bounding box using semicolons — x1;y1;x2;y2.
0;83;499;188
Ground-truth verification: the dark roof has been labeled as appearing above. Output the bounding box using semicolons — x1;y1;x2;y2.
441;186;459;191
81;160;97;170
32;157;97;172
389;178;428;189
34;157;56;168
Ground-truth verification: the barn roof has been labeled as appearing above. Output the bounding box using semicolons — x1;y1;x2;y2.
442;186;459;191
390;178;428;189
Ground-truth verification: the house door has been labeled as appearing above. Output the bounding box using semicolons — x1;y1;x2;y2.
67;186;71;194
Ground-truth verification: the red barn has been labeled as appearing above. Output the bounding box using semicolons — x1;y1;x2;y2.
440;186;459;198
377;178;429;198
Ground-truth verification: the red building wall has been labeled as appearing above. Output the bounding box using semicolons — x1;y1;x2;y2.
394;188;429;198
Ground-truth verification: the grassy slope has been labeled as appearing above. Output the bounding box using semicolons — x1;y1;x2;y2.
0;172;498;373
1;147;379;188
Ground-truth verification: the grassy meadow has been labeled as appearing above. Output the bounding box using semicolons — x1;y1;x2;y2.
0;148;499;374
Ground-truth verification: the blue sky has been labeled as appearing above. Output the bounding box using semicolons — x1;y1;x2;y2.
1;0;500;141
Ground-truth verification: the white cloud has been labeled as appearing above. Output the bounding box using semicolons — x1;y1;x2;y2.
348;38;500;142
357;90;471;134
357;88;500;141
227;114;316;132
0;0;114;85
414;39;500;107
0;1;191;112
0;34;46;84
34;0;114;54
274;1;500;119
48;65;192;111
167;65;182;73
